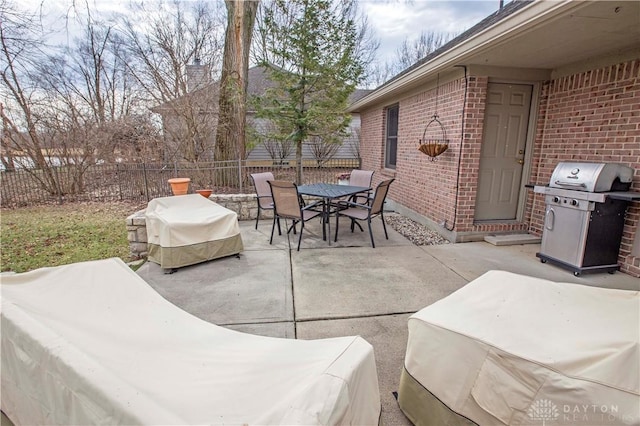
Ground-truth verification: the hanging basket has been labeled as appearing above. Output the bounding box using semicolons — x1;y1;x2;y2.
418;115;449;161
418;141;449;157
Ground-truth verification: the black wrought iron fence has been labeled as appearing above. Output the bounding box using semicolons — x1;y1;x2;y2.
0;158;361;208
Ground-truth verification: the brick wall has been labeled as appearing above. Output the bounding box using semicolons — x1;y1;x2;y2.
360;75;529;235
528;59;640;276
359;108;386;182
360;58;640;277
360;78;466;229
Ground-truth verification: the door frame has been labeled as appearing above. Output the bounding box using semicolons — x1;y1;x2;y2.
478;78;541;223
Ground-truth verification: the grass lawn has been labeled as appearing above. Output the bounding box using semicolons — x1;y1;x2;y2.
1;201;145;273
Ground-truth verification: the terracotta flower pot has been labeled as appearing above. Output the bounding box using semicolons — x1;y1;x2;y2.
196;189;213;198
168;178;191;195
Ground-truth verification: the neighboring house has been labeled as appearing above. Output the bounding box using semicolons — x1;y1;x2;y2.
349;0;640;277
150;61;219;162
152;64;369;163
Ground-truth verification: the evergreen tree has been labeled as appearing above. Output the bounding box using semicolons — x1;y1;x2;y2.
254;0;365;182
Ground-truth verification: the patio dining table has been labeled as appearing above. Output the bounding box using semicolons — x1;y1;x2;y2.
297;183;371;244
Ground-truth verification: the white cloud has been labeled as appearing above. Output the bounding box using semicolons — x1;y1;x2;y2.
20;0;508;65
361;0;507;64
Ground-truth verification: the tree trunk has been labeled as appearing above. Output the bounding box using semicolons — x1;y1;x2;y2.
215;0;258;186
295;132;303;184
0;104;15;172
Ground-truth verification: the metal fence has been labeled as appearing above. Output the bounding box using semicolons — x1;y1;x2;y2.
0;158;361;208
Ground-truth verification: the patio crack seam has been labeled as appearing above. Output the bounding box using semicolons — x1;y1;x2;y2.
289;242;297;339
296;311;417;323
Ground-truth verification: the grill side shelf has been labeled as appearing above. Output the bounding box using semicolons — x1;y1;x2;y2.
605;192;640;201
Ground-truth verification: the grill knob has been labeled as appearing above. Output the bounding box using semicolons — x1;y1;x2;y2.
570;199;579;206
553;196;560;203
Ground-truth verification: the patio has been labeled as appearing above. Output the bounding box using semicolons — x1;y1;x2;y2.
136;218;638;426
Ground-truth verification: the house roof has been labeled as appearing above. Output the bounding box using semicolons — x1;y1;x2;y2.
153;65;370;114
350;0;640;111
349;88;374;104
151;66;269;113
246;65;278;98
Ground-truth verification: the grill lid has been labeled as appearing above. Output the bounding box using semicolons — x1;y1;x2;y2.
549;162;633;192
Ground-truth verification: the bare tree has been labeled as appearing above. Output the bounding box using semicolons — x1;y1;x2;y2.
364;30;454;88
1;0;162;199
308;134;341;167
0;0;64;194
119;0;225;162
396;30;451;70
344;127;361;160
100;115;163;163
249;119;294;165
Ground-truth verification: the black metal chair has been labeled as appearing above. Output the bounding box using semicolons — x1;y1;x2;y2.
334;179;395;248
268;180;322;251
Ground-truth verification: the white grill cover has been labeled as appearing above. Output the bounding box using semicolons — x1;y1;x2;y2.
403;271;639;425
145;194;243;268
1;258;381;425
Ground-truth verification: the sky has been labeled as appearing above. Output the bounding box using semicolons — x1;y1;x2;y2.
361;0;507;63
20;0;508;65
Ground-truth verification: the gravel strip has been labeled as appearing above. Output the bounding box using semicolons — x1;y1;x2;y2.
385;213;449;246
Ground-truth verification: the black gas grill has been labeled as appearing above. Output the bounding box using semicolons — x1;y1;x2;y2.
533;162;639;276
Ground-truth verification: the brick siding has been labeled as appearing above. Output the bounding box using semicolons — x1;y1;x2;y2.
360;58;640;277
528;59;640;276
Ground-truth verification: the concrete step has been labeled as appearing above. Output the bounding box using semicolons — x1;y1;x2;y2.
484;233;541;246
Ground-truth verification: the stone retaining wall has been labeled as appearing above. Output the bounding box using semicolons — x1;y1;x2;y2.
126;194;269;259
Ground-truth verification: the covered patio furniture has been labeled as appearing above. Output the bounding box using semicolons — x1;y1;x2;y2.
145;194;243;270
1;258;382;425
398;270;640;426
250;171;279;232
268;180;322;251
334;179;394;248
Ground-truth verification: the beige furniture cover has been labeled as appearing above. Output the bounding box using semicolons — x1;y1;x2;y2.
145;194;243;269
399;270;639;426
1;258;381;425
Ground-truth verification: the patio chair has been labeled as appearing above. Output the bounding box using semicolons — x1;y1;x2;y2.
338;170;375;232
331;169;374;221
250;172;280;234
347;170;374;205
334;179;395;248
268;180;322;251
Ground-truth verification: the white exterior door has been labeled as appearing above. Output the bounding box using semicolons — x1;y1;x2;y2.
475;83;532;221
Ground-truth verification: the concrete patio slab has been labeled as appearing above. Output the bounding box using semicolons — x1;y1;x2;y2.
292;245;467;321
137;248;294;325
249;213;412;250
296;314;413;426
132;218;638;426
422;241;640;291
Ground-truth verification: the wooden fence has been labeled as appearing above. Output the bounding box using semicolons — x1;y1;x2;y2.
0;159;361;208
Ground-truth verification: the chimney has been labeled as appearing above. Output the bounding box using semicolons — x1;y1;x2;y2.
186;58;209;92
